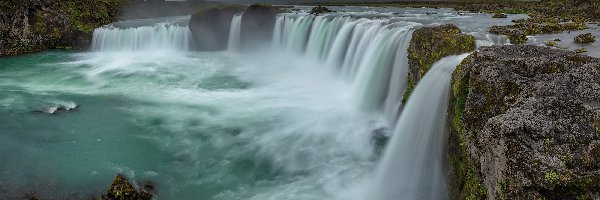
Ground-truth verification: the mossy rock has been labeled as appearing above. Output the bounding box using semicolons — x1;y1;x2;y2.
447;45;600;199
574;33;596;44
575;48;587;53
1;0;121;56
404;24;475;102
99;174;154;200
310;5;331;15
546;40;558;47
492;13;508;18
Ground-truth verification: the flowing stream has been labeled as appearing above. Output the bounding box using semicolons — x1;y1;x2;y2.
0;6;520;200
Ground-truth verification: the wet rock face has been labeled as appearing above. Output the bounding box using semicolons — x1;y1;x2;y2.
188;4;244;51
448;45;600;200
405;24;475;102
0;0;120;56
240;4;277;50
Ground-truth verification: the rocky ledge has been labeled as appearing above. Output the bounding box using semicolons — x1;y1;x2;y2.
0;0;120;56
405;24;475;102
447;45;600;199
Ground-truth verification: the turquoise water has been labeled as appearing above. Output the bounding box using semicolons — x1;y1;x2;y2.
0;50;382;199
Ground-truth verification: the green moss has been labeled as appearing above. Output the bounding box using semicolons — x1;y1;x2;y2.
545;171;559;184
546;40;558;47
498;178;507;200
406;24;475;99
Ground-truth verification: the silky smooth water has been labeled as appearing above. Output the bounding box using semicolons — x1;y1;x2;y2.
0;50;384;199
0;6;523;200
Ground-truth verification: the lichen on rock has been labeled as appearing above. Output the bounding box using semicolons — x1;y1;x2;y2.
404;24;475;102
447;45;600;199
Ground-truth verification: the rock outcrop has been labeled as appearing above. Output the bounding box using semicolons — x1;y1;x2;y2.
0;0;120;56
240;4;277;50
447;45;600;200
310;5;331;15
188;4;244;51
99;174;154;200
405;24;475;102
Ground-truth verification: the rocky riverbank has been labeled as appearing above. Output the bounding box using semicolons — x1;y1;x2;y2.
447;45;600;199
0;0;121;56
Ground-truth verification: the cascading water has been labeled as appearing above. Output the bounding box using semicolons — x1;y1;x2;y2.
371;54;470;200
228;14;243;51
91;22;193;51
270;13;420;124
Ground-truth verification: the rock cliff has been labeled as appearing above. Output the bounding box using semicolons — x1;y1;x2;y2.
188;4;244;51
448;45;600;200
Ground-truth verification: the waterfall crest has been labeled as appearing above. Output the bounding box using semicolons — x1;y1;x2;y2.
269;14;420;124
228;14;243;51
371;54;469;200
91;23;193;52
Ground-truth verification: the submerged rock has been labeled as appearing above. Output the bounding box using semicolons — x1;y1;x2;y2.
574;33;596;44
405;24;475;102
99;174;154;200
447;45;600;199
189;4;244;51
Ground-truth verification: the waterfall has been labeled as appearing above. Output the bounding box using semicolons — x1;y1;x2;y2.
269;13;420;124
91;23;193;52
370;54;469;200
228;14;243;51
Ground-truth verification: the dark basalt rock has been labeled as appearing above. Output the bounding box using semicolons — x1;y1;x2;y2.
447;45;600;200
99;174;154;200
240;4;277;50
404;24;475;102
310;5;331;15
574;33;596;44
188;4;244;51
0;0;120;56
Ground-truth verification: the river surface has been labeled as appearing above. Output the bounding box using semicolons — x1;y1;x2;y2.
1;6;591;200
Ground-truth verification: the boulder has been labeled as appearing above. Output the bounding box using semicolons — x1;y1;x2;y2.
188;4;244;51
447;45;600;199
99;174;154;200
240;4;277;50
